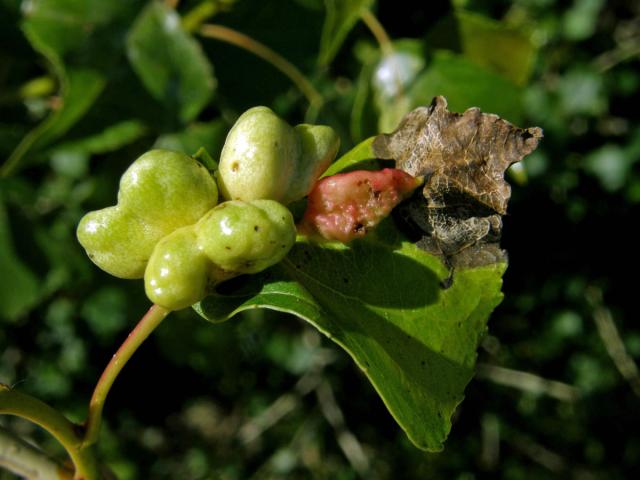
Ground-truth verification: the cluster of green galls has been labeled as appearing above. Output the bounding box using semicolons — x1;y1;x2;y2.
77;107;340;311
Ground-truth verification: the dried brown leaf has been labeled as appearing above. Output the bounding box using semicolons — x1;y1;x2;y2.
373;96;542;267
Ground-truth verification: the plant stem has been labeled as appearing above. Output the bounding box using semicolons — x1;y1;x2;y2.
360;10;393;57
0;425;73;480
83;304;170;447
0;386;99;479
586;286;640;397
199;24;324;110
476;363;580;402
360;10;411;120
182;0;227;33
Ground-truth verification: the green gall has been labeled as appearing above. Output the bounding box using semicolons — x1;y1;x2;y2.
77;208;163;279
287;124;340;204
77;149;218;279
117;149;219;230
144;226;209;311
196;199;296;274
217;106;339;204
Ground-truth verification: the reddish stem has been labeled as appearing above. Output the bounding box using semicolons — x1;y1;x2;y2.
82;304;170;447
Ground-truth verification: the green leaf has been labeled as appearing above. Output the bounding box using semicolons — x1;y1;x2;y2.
455;10;536;86
154;120;228;159
39;70;108;145
428;10;536;86
48;119;147;179
2;68;105;176
366;37;527;133
410;50;524;124
1;0;129;175
51;119;147;156
21;0;131;59
562;0;605;41
350;43;378;141
318;0;374;66
195;224;506;451
192;147;218;173
322;136;377;177
126;1;216;123
0;193;40;321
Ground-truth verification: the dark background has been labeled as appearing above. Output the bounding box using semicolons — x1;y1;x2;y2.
1;0;639;478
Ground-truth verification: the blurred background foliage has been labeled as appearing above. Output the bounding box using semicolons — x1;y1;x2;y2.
1;0;639;478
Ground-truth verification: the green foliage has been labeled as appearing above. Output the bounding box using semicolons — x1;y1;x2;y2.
412;50;525;122
321;136;377;176
0;197;39;320
3;0;137;174
196;224;505;451
428;9;537;86
154;120;227;158
318;0;374;65
3;69;105;175
126;1;216;123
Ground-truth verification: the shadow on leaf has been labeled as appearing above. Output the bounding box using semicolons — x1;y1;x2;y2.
282;239;442;309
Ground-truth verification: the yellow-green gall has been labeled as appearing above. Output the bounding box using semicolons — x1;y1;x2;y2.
217;107;339;205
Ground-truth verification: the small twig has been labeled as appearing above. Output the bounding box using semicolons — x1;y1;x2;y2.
593;42;640;72
360;10;393;57
248;416;317;479
476;363;580;402
507;429;566;473
0;425;73;480
0;386;100;479
83;304;170;447
239;393;300;445
315;380;369;476
238;347;333;444
506;427;599;479
359;9;410;119
592;23;640;73
181;0;233;33
480;414;500;470
199;24;324;111
586;286;640;397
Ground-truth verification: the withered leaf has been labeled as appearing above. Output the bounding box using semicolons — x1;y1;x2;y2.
374;96;542;214
373;96;542;266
